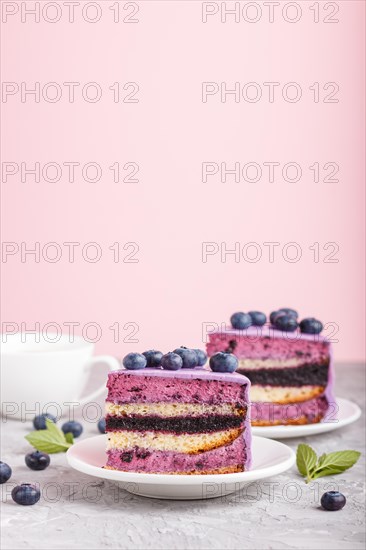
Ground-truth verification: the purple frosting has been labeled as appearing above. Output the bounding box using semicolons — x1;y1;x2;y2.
209;325;331;342
109;366;249;384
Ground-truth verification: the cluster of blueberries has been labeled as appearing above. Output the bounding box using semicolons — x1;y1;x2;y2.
123;347;239;375
230;308;323;334
0;414;106;506
123;347;208;371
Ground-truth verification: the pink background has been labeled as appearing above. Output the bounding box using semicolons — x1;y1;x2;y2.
1;1;365;362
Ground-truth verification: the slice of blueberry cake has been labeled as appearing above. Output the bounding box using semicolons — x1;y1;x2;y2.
105;348;252;474
206;310;335;426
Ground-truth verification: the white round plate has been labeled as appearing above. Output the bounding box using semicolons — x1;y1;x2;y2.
252;397;361;439
67;435;295;500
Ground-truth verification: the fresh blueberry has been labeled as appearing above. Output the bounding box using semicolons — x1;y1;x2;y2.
194;349;208;367
209;352;238;373
230;312;252;330
248;311;266;326
173;348;198;368
278;308;298;319
274;314;298;332
161;352;183;371
12;483;41;506
0;462;12;484
61;421;83;438
122;352;147;370
270;310;281;325
300;318;323;335
321;491;346;511
25;451;50;471
98;418;106;433
142;350;163;368
33;413;57;430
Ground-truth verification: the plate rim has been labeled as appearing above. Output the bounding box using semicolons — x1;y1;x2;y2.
252;397;362;438
66;434;295;485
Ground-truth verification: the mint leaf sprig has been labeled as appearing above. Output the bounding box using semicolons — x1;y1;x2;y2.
296;443;361;483
25;418;74;453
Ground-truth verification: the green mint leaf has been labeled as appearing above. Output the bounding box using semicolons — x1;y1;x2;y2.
25;431;71;453
44;418;66;440
25;418;73;454
312;450;361;477
296;444;317;480
64;432;74;444
296;445;361;482
317;453;328;468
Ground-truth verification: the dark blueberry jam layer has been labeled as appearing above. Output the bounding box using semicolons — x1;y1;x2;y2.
237;363;329;387
106;413;245;434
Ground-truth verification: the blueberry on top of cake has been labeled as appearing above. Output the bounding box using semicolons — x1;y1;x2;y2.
105;348;251;475
206;310;334;427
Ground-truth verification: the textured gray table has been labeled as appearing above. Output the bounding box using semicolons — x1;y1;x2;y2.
1;364;365;550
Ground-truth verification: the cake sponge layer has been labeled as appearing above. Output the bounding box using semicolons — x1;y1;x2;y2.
106;402;243;417
237;358;305;369
250;384;325;404
107;427;244;454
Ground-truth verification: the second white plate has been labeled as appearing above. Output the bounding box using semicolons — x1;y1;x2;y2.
252;397;361;439
67;435;295;500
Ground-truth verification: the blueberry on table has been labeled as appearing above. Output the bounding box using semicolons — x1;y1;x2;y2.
12;484;41;506
173;348;198;368
161;352;183;371
194;349;208;367
33;413;57;430
122;352;147;370
142;350;163;368
248;311;266;326
321;491;346;511
274;314;298;332
25;451;50;471
209;352;238;373
0;462;12;484
300;318;323;335
98;418;106;433
230;312;252;330
61;421;83;438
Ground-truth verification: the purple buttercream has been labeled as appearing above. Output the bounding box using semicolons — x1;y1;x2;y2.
207;325;331;363
107;367;251;406
108;366;249;384
107;434;248;473
207;325;330;343
250;395;330;424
